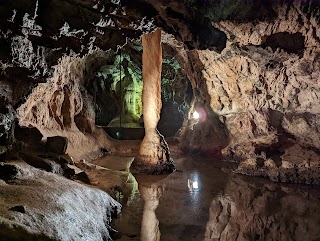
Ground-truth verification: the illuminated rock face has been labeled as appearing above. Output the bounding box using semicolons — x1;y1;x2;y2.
16;51;113;161
131;29;175;174
177;2;320;183
93;53;143;127
141;29;162;135
17;56;87;132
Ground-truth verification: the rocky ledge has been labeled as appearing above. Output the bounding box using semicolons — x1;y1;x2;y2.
0;160;121;241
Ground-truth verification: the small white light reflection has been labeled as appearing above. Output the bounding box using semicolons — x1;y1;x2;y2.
192;181;199;189
192;111;200;120
188;179;199;191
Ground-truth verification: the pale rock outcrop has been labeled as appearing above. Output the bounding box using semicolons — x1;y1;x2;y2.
0;160;121;241
17;51;113;161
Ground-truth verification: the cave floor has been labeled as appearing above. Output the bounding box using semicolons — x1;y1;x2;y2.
110;153;235;241
91;153;320;241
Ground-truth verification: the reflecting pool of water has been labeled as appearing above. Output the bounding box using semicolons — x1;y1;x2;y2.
110;153;320;241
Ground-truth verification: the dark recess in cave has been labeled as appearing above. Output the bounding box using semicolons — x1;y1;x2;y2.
0;38;11;60
198;0;277;23
0;164;19;181
158;79;193;137
194;18;227;52
262;32;305;54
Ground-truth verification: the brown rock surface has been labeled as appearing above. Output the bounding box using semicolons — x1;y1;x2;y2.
236;144;320;184
175;1;320;183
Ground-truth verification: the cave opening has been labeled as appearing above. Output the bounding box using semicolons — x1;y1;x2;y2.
87;38;193;140
87;43;145;140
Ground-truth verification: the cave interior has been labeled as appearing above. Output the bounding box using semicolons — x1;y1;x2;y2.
0;0;320;240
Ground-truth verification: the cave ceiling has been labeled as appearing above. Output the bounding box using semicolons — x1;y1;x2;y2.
0;0;280;53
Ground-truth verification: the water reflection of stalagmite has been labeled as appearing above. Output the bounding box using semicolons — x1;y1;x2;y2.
204;175;320;241
139;181;164;241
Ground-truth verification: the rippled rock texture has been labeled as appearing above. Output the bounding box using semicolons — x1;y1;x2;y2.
16;51;115;161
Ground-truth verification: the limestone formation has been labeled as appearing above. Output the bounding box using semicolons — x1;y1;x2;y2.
175;1;320;183
131;29;175;174
0;0;319;182
16;51;114;161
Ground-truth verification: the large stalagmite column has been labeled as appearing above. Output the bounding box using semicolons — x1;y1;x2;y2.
131;29;175;174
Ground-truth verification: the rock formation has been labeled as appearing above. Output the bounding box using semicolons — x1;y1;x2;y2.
0;160;121;241
0;0;319;180
177;1;320;184
131;29;175;174
92;50;144;127
16;51;114;161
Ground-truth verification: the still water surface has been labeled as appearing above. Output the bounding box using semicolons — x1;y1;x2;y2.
111;153;320;241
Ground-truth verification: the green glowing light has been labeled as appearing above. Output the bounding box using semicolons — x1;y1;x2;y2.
116;131;121;138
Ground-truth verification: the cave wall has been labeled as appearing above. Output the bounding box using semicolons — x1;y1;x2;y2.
178;1;320;183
